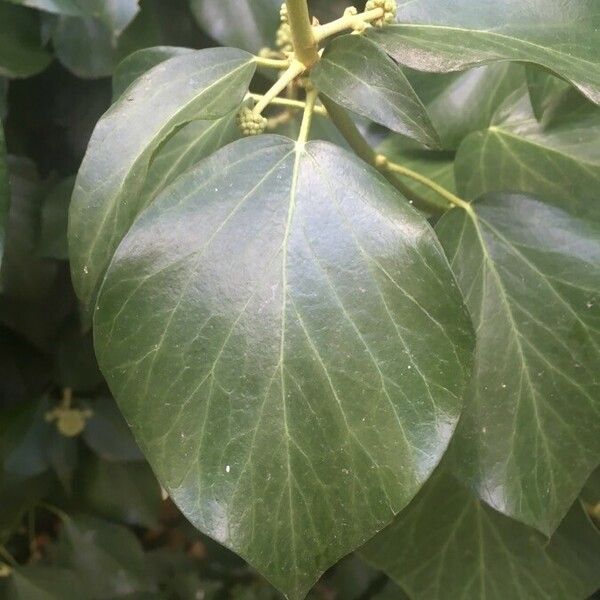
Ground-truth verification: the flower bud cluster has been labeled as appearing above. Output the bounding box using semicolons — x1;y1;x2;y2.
365;0;397;26
236;106;267;136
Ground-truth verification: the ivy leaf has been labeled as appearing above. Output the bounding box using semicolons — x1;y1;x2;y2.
313;35;440;148
6;566;89;600
68;48;256;314
361;469;600;599
0;3;51;78
112;46;193;100
455;92;600;220
55;515;155;597
0;127;9;269
526;67;574;123
189;0;280;53
6;0;140;35
93;135;474;599
368;0;600;104
406;63;526;150
435;195;600;535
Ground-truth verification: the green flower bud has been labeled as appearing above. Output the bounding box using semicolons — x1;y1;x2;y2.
236;107;267;136
365;0;397;26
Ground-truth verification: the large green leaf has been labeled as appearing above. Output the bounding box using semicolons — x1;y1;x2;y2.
312;35;440;148
455;92;600;219
0;3;51;78
6;566;89;600
362;469;600;600
0;127;9;270
368;0;600;104
93;135;474;599
68;47;256;313
6;0;139;34
435;195;600;535
189;0;280;53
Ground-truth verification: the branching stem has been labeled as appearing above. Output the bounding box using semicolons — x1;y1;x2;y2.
319;97;471;214
252;60;306;115
313;8;384;42
286;0;320;66
247;93;327;116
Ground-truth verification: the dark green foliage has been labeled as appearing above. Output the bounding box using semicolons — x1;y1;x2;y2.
0;1;598;599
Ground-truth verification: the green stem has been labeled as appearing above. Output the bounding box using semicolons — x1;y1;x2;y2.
382;158;473;213
286;0;319;66
253;56;290;69
298;88;319;146
252;60;306;115
313;8;384;42
246;93;327;116
319;95;447;214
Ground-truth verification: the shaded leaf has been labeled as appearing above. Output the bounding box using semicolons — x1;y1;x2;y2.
436;195;600;535
68;47;256;313
6;565;89;600
313;35;440;148
455;92;600;219
82;397;143;462
0;3;52;78
94;135;474;599
55;320;103;392
362;469;600;600
39;176;74;260
189;0;280;53
0;127;8;269
55;515;155;598
368;0;600;104
6;0;139;35
80;457;162;528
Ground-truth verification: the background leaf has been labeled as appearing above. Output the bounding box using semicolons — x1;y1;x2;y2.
94;135;474;599
362;469;600;600
0;127;9;268
6;565;89;600
189;0;280;53
368;0;600;104
436;195;600;535
455;91;600;219
0;3;51;78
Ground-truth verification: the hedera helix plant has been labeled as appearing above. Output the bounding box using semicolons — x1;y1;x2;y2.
63;0;600;598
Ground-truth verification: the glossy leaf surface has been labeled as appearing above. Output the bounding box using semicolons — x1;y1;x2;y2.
0;3;51;78
408;63;526;150
313;35;439;148
190;0;280;53
436;195;600;534
94;135;474;599
362;470;600;599
68;47;255;313
112;46;193;100
368;0;600;104
455;93;600;219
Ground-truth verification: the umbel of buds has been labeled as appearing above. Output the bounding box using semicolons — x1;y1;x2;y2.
237;106;268;136
365;0;397;26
